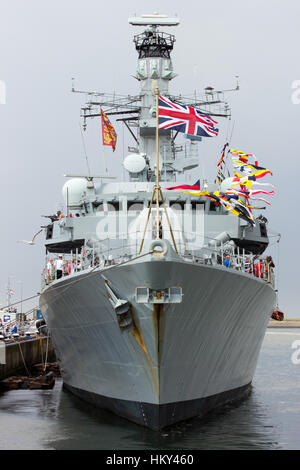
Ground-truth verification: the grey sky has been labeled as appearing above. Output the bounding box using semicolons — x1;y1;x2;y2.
0;0;299;316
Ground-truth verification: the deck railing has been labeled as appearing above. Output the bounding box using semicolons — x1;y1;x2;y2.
41;231;275;290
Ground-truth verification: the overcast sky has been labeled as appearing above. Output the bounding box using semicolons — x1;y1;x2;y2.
0;0;299;317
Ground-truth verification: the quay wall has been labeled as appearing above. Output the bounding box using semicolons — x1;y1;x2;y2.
268;319;300;328
0;337;55;380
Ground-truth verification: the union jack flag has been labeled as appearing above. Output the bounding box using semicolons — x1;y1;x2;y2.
158;95;219;138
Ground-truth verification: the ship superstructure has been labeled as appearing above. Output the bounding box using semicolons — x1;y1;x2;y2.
40;14;276;429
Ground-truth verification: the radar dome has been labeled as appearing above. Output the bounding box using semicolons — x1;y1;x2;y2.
62;178;87;207
123;154;146;173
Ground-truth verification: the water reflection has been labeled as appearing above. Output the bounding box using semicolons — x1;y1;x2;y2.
0;380;279;450
0;329;299;450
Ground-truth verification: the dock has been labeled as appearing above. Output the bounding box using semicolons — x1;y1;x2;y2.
268;319;300;328
0;336;55;381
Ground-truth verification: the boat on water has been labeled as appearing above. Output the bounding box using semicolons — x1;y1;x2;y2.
39;14;277;430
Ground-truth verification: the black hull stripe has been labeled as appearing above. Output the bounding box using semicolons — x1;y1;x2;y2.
63;381;252;430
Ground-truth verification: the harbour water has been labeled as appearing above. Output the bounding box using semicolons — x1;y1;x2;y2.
0;328;299;450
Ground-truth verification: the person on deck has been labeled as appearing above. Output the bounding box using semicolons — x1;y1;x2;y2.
264;256;275;282
47;258;54;282
55;256;63;279
255;259;264;278
244;257;252;274
224;255;233;268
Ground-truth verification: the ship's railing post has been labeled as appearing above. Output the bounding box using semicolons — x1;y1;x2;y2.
221;242;224;265
41;272;45;290
46;262;49;284
83;241;86;270
43;256;47;286
259;261;262;278
270;264;273;286
82;244;84;270
271;266;275;287
266;261;274;285
214;241;217;265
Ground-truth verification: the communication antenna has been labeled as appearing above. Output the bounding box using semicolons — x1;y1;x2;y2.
64;174;116;180
64;174;116;191
128;14;180;26
79;123;91;177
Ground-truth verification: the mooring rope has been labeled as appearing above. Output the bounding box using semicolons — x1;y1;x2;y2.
18;342;31;377
43;336;49;372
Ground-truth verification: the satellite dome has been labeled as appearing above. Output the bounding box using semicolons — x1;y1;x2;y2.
62;178;87;207
123;154;146;173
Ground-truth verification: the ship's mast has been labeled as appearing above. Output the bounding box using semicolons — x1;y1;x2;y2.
74;14;235;184
129;15;179;180
138;86;178;254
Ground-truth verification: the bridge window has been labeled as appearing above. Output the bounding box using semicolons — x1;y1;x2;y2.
191;202;205;211
170;201;185;210
107;202;120;211
95;203;104;212
128;201;144;211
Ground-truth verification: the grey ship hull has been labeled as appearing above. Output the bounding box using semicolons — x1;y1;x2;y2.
40;253;276;430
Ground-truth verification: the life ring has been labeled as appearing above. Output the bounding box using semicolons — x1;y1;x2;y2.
271;310;284;321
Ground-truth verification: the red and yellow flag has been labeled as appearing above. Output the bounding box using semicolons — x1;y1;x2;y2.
101;109;117;151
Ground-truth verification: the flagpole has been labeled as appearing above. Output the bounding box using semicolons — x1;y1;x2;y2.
138;88;161;253
154;89;178;253
138;89;178;254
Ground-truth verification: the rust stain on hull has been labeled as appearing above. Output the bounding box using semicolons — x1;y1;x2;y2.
130;319;160;398
131;324;147;354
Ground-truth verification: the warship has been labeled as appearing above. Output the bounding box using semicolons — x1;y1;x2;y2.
39;14;277;430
